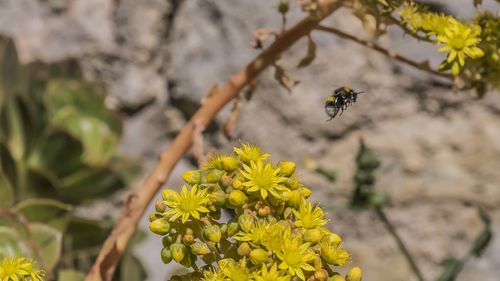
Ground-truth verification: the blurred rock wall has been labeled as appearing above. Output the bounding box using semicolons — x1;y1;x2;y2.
1;0;499;280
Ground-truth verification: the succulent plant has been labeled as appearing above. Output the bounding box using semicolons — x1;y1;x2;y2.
0;38;144;281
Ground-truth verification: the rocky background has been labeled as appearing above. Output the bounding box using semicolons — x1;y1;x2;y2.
1;0;499;280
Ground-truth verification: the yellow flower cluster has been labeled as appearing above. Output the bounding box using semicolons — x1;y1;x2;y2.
149;143;362;281
0;257;44;281
399;2;484;75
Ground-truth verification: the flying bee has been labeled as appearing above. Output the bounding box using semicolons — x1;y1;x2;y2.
325;86;363;121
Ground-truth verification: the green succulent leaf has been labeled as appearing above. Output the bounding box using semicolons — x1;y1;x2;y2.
0;39;30;100
28;129;84;178
15;199;73;231
24;167;60;199
119;254;148;281
65;217;110;250
0;226;24;257
0;172;14;207
0;141;17;188
57;270;86;281
30;223;63;272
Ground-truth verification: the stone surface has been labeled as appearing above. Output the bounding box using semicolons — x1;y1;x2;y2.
1;0;499;281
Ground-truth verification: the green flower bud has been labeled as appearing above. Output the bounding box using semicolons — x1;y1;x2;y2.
329;274;346;281
257;205;271;217
228;190;248;206
148;211;163;222
299;187;312;198
155;199;166;212
204;225;222;243
203;169;225;184
249;248;268;265
232;179;243;189
326;232;343;247
220;156;239;172
220;223;228;234
182;233;194;245
285;177;300;190
170;242;187;262
227;221;240;236
322;247;350;266
267;215;277;224
346;267;362;281
237;242;251;256
210;190;226;205
182;170;202;184
162;235;174;247
278;0;289;15
288;190;303;209
149;218;171;235
304;228;323;243
278;161;296;177
238;214;254;232
191;241;210;255
162;189;176;201
161;247;173;264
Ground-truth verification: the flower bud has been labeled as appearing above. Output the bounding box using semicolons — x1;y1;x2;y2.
304;228;323;243
346;267;362;281
232;179;243;189
182;233;194;245
191;241;210;255
182;170;201;184
249;248;268;265
149;218;171;235
204;225;222;243
155;199;166;212
314;269;329;281
161;247;173;264
285;177;300;190
162;189;176;201
210;190;226;205
322;248;350;266
278;0;289;15
237;242;251;256
221;156;239;172
326;233;342;247
170;243;187;262
203;169;225;184
328;275;346;281
220;223;228;234
162;235;174;247
148;211;163;222
228;190;248;206
299;187;312;198
238;214;254;232
288;191;303;208
227;221;240;236
221;175;233;187
278;161;296;177
257;205;271;217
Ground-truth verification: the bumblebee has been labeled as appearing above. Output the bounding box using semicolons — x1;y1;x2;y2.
325;86;363;121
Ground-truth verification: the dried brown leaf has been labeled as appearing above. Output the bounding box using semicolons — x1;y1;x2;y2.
222;98;241;140
297;35;317;68
243;80;257;101
274;64;299;93
250;29;274;49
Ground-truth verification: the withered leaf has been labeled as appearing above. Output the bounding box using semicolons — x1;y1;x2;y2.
274;64;299;93
297;35;317;68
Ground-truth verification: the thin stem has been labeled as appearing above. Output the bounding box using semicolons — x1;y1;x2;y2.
315;25;452;79
375;207;425;281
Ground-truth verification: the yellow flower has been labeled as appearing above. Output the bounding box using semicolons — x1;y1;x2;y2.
276;234;316;280
293;201;327;229
254;263;291;281
261;221;291;253
0;257;45;281
234;142;270;162
164;185;210;223
241;160;286;199
235;219;269;245
204;153;239;172
219;258;253;281
437;19;484;75
201;267;224;281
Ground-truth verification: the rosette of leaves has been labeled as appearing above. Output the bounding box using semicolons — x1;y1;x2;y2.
0;38;145;281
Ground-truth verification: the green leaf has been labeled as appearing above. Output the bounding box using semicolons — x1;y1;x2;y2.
25;167;60;199
0;141;17;188
0;39;30;99
58;166;125;203
57;270;86;281
51;107;119;165
0;96;36;160
0;172;14;207
65;217;110;250
15;199;72;231
28;129;84;178
118;254;147;281
0;226;24;257
470;207;492;257
436;258;462;281
30;223;63;272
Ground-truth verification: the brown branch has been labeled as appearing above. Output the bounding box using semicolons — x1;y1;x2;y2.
315;25;452;79
84;1;342;281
